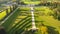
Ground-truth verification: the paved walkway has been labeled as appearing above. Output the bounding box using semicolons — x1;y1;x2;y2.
30;6;36;30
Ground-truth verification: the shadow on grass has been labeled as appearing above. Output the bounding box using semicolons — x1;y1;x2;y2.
2;9;20;29
40;23;59;34
58;16;60;21
8;17;31;34
47;26;59;34
14;20;32;34
9;16;29;30
18;20;32;34
8;16;31;33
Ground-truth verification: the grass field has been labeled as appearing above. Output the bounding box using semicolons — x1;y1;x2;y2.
34;12;60;34
0;10;6;20
1;6;60;34
34;6;60;34
0;0;60;34
21;0;40;4
0;6;13;21
2;7;32;34
24;1;40;4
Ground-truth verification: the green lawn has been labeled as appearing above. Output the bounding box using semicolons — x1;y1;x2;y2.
21;0;40;4
0;6;13;20
24;1;40;4
2;7;32;34
34;6;60;34
0;10;6;20
1;6;60;34
1;0;60;34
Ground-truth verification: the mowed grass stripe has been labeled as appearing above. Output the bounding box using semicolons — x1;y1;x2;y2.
8;16;30;31
7;16;28;31
8;17;31;34
12;19;32;34
2;8;20;29
18;20;32;34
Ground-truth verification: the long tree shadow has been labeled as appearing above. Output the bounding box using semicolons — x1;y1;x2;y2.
18;20;32;34
47;26;59;34
8;17;31;34
14;20;32;34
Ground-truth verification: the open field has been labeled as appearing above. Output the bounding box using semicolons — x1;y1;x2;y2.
0;0;60;34
1;6;60;34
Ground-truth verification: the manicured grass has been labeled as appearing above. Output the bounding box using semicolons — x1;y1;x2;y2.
34;6;54;15
35;16;60;34
0;7;7;20
2;7;32;34
21;0;40;4
7;6;11;13
19;7;30;11
1;5;60;34
24;1;40;4
34;6;60;34
0;6;13;20
0;10;6;20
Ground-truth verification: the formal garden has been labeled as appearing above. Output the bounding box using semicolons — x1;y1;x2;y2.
0;0;60;34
